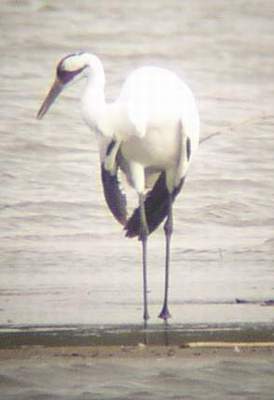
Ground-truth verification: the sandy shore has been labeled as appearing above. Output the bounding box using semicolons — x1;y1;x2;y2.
1;342;274;361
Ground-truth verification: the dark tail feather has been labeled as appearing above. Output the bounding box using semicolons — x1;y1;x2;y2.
125;173;185;239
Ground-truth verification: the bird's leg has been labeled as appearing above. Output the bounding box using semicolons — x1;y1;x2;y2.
139;193;150;326
159;193;173;321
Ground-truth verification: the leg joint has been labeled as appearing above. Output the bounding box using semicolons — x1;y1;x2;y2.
164;216;173;236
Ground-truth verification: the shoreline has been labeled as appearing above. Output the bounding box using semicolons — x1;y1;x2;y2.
1;322;274;350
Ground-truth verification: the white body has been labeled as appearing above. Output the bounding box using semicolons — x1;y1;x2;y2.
81;55;199;193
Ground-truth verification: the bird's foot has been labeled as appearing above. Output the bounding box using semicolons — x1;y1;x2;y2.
158;305;171;321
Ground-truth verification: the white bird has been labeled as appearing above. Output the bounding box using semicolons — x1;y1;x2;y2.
37;51;199;325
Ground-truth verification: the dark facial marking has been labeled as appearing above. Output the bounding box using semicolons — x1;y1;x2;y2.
57;64;86;84
56;52;86;84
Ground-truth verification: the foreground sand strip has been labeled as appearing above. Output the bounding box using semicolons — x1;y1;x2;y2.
188;342;274;348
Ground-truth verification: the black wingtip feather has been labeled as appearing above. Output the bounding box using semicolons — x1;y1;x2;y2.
101;165;127;225
125;173;185;239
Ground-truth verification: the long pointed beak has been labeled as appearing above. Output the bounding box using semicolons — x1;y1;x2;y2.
36;78;64;120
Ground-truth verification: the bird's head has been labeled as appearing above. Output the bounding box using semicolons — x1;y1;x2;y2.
37;51;90;119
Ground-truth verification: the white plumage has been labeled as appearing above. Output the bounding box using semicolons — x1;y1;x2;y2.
37;52;199;324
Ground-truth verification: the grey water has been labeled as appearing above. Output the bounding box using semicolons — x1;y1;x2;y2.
1;351;274;400
1;0;274;328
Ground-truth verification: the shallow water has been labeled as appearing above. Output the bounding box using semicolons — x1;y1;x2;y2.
1;352;274;400
1;0;274;327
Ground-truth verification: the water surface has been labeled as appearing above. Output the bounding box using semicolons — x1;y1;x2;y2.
1;0;274;327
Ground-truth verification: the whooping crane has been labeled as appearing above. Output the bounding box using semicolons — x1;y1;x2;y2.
37;52;200;325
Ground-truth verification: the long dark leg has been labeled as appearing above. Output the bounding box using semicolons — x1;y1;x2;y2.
159;193;173;321
139;193;149;326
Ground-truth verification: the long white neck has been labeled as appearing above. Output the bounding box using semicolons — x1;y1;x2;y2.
81;54;107;131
